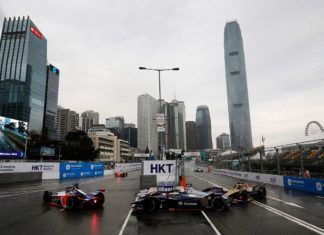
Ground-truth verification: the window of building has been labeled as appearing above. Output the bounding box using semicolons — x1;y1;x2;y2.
229;51;238;56
230;71;240;76
233;103;243;108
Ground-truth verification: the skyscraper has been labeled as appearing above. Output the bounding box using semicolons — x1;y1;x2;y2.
137;94;158;156
224;20;253;150
106;116;124;137
81;110;99;133
164;99;186;150
0;16;47;133
43;64;59;140
216;133;230;150
196;105;213;150
186;121;198;151
56;107;79;141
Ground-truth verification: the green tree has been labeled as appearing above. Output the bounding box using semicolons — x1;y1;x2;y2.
61;131;97;161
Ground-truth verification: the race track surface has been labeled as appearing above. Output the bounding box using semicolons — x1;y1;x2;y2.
0;164;324;235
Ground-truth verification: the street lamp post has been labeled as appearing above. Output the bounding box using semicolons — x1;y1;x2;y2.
139;67;179;160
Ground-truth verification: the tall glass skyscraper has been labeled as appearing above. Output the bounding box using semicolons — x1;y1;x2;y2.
196;105;213;150
0;16;47;133
43;64;59;140
137;94;158;156
224;20;253;150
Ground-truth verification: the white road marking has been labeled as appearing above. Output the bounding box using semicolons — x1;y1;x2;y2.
316;196;324;199
59;208;65;212
191;174;228;190
253;201;324;235
191;173;324;235
118;209;133;235
201;211;222;235
266;196;304;209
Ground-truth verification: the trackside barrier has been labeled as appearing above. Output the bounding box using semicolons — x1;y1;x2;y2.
284;176;324;195
59;162;104;180
115;163;142;172
213;169;284;187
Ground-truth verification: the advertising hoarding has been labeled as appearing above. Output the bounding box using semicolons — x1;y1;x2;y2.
0;162;59;173
143;160;176;184
0;116;28;158
59;162;104;179
284;176;324;195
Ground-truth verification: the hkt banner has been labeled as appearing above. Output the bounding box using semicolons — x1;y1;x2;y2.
60;162;104;179
0;162;59;173
284;176;324;195
143;160;176;183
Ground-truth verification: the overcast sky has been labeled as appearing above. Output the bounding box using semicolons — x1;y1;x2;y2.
1;0;324;147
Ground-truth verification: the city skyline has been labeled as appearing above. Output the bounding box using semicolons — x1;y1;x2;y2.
1;1;324;147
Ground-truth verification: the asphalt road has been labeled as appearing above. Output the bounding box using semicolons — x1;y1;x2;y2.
1;164;324;235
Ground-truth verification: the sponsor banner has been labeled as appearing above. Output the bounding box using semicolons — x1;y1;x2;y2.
143;160;176;183
0;162;59;173
156;114;165;126
214;169;284;187
115;163;142;172
59;162;104;179
284;176;324;195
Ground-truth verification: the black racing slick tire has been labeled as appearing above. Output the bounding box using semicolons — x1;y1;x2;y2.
143;197;159;213
43;191;52;203
258;186;266;199
211;197;226;212
66;196;78;210
96;192;105;207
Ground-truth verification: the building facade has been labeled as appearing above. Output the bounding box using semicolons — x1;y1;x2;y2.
43;64;59;140
216;133;230;150
137;94;158;156
163;99;186;150
224;20;253;150
186;121;198;151
106;116;124;138
122;125;137;148
117;139;131;162
56;107;79;141
0;16;47;133
196;105;213;150
81;110;99;134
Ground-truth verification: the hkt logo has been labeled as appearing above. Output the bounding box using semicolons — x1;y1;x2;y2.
30;26;42;39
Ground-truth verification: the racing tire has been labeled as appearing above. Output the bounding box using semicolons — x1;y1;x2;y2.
66;196;78;211
143;197;159;213
43;191;52;203
95;192;105;207
211;197;226;212
199;197;209;208
258;186;266;199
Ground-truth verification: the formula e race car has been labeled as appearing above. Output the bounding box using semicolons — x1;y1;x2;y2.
131;185;229;213
43;184;105;210
224;182;266;204
194;167;203;172
115;170;128;177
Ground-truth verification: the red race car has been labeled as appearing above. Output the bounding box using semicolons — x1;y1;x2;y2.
115;170;128;177
43;183;105;210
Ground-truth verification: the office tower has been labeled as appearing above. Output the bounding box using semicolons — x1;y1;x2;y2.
196;105;213;149
224;20;253;150
137;94;158;156
43;64;59;140
81;110;99;134
122;124;137;148
164;99;186;150
106;116;124;138
0;16;47;132
56;107;79;141
186;121;198;151
216;133;230;150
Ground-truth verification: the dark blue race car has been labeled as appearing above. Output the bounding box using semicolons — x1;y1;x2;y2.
131;185;229;213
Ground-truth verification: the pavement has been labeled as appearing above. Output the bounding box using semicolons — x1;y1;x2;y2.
0;164;324;235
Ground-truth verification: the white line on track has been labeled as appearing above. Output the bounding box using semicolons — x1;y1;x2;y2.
191;173;324;235
266;196;304;209
201;211;222;235
252;201;324;235
316;196;324;199
118;209;133;235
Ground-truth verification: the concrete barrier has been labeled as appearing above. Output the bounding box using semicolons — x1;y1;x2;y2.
213;169;284;187
0;172;42;184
